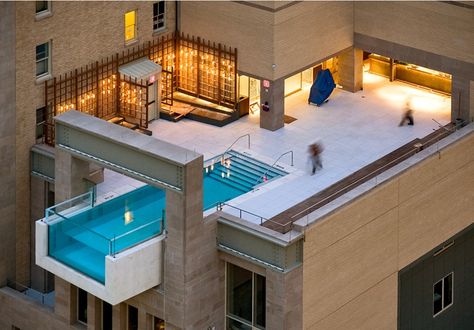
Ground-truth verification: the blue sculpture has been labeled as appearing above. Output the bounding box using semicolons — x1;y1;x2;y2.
308;69;336;106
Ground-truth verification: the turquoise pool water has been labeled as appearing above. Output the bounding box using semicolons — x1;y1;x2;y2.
48;150;287;283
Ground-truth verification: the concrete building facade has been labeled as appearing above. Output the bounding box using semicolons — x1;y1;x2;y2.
0;1;473;329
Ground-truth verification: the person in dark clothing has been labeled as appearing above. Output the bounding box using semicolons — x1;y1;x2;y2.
308;143;323;175
399;98;414;126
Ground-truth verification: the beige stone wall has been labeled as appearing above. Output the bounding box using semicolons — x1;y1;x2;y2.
14;0;175;286
303;131;474;329
273;1;353;79
0;1;17;286
181;1;353;80
180;1;274;79
354;1;474;64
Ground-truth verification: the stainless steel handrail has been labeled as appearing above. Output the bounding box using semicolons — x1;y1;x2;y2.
254;150;293;185
216;202;293;230
222;133;250;161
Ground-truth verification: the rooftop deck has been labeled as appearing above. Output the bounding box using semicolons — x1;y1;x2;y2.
97;72;451;227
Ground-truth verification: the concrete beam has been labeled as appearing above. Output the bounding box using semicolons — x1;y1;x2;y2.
54;110;201;193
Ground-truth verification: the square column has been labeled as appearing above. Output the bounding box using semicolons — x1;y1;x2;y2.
266;266;303;330
54;148;90;203
260;78;285;131
338;47;364;92
87;293;101;330
54;276;77;324
451;75;472;123
164;155;225;329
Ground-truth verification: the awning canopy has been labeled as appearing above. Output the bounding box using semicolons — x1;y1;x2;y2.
118;57;162;81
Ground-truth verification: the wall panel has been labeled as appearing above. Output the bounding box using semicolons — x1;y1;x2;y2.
303;131;474;329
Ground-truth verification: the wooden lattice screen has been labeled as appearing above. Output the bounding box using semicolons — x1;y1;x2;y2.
44;32;237;145
176;33;237;108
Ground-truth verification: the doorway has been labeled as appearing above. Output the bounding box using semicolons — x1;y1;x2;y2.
148;80;159;121
239;75;260;114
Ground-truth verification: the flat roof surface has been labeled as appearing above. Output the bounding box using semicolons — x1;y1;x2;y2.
97;72;451;222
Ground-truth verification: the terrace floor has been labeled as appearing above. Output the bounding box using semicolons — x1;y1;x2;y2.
97;72;451;224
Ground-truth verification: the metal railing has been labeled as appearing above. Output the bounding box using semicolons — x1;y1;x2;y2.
289;123;457;221
45;191;166;259
222;133;250;161
44;190;94;223
6;280;54;308
216;202;293;234
254;150;293;185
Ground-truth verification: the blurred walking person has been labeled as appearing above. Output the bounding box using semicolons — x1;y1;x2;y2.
399;97;414;126
308;142;323;175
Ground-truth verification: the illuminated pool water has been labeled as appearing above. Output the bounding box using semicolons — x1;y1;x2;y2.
48;150;287;283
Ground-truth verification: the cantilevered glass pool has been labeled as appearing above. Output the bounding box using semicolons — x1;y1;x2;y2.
47;150;287;283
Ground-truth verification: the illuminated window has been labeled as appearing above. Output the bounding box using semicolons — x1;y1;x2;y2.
153;1;166;32
124;10;137;42
433;272;453;317
36;41;51;78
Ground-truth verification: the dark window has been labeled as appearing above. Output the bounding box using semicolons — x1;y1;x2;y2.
36;106;46;139
227;263;252;323
128;305;138;330
36;42;50;77
433;272;454;317
77;288;88;324
153;1;166;31
443;273;453;307
226;263;266;329
255;273;266;328
102;301;113;330
35;1;48;14
433;280;443;315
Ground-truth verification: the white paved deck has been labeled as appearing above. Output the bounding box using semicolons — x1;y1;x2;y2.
98;72;451;224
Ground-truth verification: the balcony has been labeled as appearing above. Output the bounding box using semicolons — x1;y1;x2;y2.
36;186;165;305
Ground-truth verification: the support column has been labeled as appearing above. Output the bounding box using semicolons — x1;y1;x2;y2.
54;276;77;324
164;156;203;329
260;78;285;131
338;47;364;92
53;149;90;323
87;293;101;330
451;75;472;124
164;156;224;329
30;177;49;292
54;148;90;202
0;1;18;288
266;266;303;330
137;308;147;330
112;303;127;330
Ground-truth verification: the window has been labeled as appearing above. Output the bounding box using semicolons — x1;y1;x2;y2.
128;305;138;330
226;263;266;329
36;106;46;140
77;288;88;324
124;10;137;42
35;1;52;19
102;301;113;330
36;41;51;78
433;272;453;317
153;316;165;330
153;1;166;32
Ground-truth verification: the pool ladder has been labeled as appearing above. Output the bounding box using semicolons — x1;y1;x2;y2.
221;133;250;162
255;150;294;185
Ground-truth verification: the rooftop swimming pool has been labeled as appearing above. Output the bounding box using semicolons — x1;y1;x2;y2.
47;150;287;283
